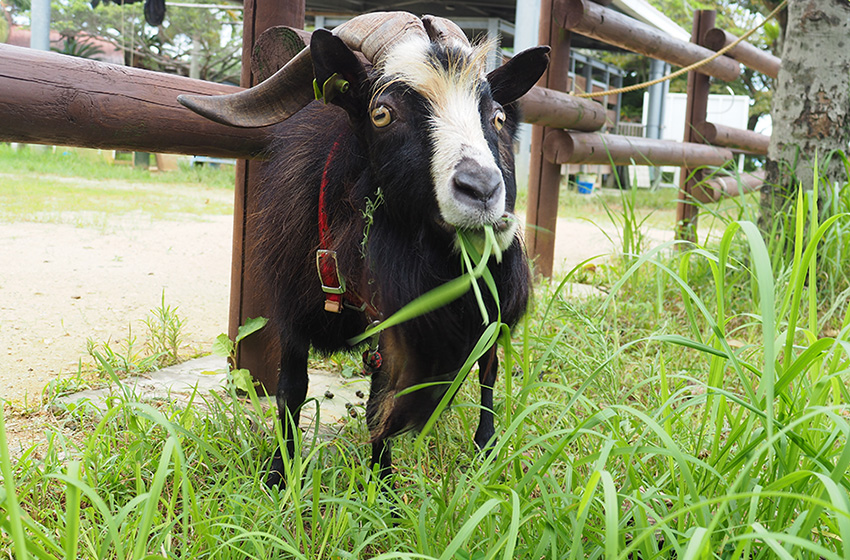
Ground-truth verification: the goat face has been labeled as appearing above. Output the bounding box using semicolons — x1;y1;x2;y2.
310;29;550;249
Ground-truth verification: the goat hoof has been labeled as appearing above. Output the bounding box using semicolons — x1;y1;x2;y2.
474;434;497;456
265;469;284;488
265;452;286;488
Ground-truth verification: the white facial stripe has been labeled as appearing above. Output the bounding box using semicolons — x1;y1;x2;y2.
429;89;503;228
379;38;507;229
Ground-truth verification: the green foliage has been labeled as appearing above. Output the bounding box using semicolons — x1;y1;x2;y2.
50;32;105;59
212;316;268;395
3;171;850;557
47;0;242;80
143;291;189;368
83;293;190;379
86;326;161;378
0;144;234;223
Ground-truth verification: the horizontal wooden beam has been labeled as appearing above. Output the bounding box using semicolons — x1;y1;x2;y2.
555;0;741;82
692;170;765;203
517;86;607;131
695;121;770;155
703;28;780;79
0;42;607;159
543;130;734;166
0;44;271;158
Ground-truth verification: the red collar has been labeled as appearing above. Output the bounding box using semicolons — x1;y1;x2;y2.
316;136;379;320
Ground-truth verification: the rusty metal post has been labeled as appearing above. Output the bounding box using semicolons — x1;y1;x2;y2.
231;0;305;392
675;10;714;243
526;0;570;277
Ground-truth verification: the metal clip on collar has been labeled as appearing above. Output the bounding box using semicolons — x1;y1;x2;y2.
316;249;346;313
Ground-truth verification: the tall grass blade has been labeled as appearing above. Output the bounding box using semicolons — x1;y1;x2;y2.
0;406;30;560
62;461;82;560
438;498;501;560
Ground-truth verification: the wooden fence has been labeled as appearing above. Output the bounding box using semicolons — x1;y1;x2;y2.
526;0;780;275
0;0;781;387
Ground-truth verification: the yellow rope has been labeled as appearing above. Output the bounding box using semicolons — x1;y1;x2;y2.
573;0;787;99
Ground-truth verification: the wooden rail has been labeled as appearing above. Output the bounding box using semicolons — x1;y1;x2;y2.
692;170;766;203
703;28;780;79
0;44;269;158
554;0;741;82
0;44;606;153
695;121;770;155
543;131;733;166
518;86;607;131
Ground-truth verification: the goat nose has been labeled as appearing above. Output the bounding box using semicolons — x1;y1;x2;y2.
452;159;503;204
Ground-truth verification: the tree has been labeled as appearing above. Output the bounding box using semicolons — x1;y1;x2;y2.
762;0;850;216
646;0;781;132
48;0;242;82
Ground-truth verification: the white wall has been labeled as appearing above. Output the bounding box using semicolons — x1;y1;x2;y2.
639;92;751;185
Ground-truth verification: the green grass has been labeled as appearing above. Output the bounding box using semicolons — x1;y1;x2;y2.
0;144;234;223
516;179;752;236
0;144;235;188
2;157;850;557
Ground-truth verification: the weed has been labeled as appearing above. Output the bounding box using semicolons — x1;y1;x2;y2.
42;361;93;401
143;290;189;367
86;326;161;378
212;316;269;395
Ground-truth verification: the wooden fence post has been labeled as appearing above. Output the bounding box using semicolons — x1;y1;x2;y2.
232;0;305;392
675;9;714;242
526;0;571;277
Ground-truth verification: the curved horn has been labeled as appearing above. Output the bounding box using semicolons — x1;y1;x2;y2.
421;15;470;48
334;11;426;63
178;12;427;128
178;48;314;128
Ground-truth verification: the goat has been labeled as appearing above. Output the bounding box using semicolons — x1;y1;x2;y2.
179;12;549;487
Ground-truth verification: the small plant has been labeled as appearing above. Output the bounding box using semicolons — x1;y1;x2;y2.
360;187;384;257
143;290;188;367
51;32;105;60
86;326;160;377
42;361;93;401
599;183;655;269
212;316;268;395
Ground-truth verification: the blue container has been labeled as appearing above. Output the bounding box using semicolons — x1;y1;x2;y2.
577;179;594;194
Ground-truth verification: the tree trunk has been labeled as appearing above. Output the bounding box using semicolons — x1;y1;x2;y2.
762;0;850;220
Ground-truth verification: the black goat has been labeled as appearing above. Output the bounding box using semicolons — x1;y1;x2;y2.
179;12;549;486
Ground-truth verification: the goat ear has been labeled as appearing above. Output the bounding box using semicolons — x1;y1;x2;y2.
487;46;550;106
310;29;368;115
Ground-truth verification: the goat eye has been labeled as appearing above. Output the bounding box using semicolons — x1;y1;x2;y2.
493;109;506;131
370;105;393;128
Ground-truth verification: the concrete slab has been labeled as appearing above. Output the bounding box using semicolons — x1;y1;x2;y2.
56;355;372;430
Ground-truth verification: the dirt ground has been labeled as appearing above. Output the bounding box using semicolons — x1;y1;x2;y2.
0;201;675;407
0;214;233;406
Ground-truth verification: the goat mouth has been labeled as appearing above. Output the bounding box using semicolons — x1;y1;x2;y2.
442;212;515;233
492;212;514;233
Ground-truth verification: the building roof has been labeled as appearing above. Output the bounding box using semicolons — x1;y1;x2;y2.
613;0;690;42
305;0;690;48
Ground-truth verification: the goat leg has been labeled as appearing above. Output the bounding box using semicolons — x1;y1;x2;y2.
266;339;309;488
473;344;499;453
365;368;393;480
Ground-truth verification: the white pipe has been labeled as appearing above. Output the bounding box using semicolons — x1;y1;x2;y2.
29;0;51;51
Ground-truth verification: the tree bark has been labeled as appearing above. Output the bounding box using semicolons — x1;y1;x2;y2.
762;0;850;220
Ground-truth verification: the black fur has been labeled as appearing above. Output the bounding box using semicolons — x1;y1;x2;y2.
254;32;549;486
